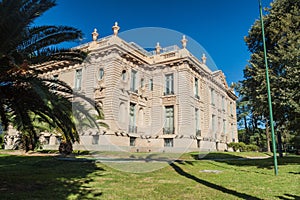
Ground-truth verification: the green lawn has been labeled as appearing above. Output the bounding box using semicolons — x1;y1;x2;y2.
0;151;299;200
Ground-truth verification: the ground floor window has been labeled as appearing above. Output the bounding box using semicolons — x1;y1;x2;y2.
164;106;174;134
197;140;201;148
130;137;136;146
92;135;99;145
164;138;173;147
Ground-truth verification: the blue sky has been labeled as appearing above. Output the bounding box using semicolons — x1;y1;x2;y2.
35;0;273;85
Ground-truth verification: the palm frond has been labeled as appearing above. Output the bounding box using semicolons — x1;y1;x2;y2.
0;0;56;55
0;0;106;151
19;26;83;53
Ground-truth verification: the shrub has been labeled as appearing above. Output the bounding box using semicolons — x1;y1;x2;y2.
238;142;246;151
228;142;240;152
0;134;3;149
228;142;259;152
245;144;259;152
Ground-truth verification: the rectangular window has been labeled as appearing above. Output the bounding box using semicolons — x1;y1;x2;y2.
164;138;173;147
164;106;174;134
211;88;215;105
197;139;200;148
130;70;137;92
194;77;199;99
230;102;233;116
195;108;200;136
149;79;153;91
129;103;136;133
140;78;144;88
212;114;216;133
231;123;235;141
130;137;136;146
92;135;99;145
165;74;174;95
99;68;104;80
223;119;226;134
75;69;82;90
222;96;225;111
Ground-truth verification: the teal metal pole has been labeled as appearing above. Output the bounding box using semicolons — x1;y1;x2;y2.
259;0;278;175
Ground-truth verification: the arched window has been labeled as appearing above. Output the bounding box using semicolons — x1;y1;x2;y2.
121;70;127;81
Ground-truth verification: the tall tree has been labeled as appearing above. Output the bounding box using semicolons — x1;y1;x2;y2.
0;0;102;151
234;82;270;151
241;0;300;151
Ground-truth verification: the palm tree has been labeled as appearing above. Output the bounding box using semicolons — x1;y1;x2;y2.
0;0;103;151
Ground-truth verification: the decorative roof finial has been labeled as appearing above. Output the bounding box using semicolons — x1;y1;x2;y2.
112;22;120;36
181;35;187;49
92;28;99;41
155;42;161;54
202;53;207;64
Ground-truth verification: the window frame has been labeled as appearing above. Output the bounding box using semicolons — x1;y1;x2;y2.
164;106;174;134
149;79;153;91
212;114;216;133
130;70;137;92
195;108;200;135
129;103;137;133
210;88;215;106
130;137;136;146
164;138;174;147
98;68;104;80
92;135;99;145
74;68;82;91
164;73;174;95
121;70;127;82
194;77;199;99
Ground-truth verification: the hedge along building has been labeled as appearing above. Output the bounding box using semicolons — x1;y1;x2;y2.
25;23;238;152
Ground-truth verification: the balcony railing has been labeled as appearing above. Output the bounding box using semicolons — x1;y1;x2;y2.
163;127;175;134
128;125;137;133
196;129;201;136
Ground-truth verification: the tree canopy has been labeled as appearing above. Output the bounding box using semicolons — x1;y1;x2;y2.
237;0;300;150
0;0;102;151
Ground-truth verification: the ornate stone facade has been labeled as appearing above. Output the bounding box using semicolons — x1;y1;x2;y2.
4;23;238;152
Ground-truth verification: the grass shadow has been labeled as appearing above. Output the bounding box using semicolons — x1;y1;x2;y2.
217;156;300;170
193;152;245;160
170;162;262;200
277;194;300;200
195;152;300;170
0;154;104;199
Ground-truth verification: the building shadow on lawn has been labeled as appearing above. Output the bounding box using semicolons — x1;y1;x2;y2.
170;162;262;200
0;155;103;199
195;153;300;170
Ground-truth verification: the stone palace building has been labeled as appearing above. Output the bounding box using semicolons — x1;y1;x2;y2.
4;23;238;152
